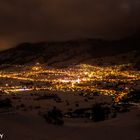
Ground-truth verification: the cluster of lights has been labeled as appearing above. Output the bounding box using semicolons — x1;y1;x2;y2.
0;63;140;103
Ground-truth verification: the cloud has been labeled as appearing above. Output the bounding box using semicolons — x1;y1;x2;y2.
0;0;139;50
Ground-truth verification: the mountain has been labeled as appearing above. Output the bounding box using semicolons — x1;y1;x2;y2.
0;33;139;67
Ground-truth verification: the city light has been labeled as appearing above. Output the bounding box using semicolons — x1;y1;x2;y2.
0;63;140;103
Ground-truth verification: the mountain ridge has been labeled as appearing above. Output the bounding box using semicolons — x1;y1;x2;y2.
0;33;139;67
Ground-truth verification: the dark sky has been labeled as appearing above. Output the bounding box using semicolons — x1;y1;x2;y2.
0;0;140;50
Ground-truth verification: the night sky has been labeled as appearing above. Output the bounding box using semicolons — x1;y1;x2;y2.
0;0;140;50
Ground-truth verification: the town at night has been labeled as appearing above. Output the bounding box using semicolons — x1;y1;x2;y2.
0;63;140;103
0;0;140;139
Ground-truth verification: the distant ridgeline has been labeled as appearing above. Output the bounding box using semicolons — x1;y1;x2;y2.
0;32;139;68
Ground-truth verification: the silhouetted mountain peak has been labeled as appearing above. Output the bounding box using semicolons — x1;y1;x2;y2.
0;34;139;67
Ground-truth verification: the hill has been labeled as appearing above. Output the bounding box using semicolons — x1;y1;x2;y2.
0;33;139;67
